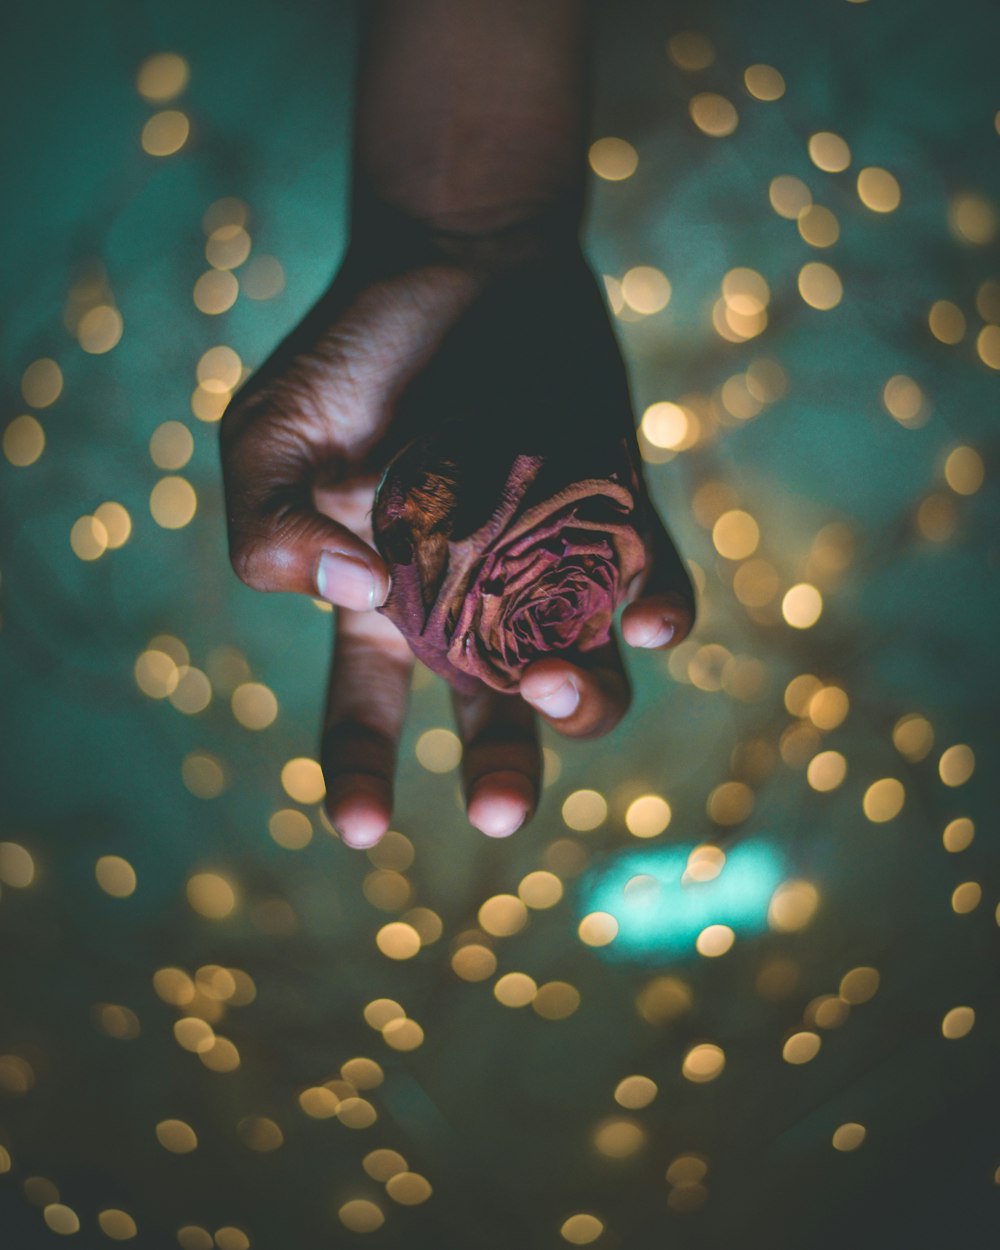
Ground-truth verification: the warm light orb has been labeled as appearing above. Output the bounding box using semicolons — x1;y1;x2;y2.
938;744;974;787
624;794;672;838
808;131;851;172
621;266;672;314
862;778;905;823
695;924;735;957
832;1123;866;1152
3;414;45;466
281;757;325;803
941;1006;975;1039
798;263;843;310
562;789;607;831
577;911;619;947
782;1031;821;1064
560;1213;604;1245
682;1043;725;1083
689;93;738;137
415;728;462;772
743;64;785;100
928;300;966;344
141;110;190;156
782;583;823;628
857;167;901;212
588;137;638;181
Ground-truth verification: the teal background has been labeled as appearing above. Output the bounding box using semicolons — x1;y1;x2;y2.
1;1;998;1247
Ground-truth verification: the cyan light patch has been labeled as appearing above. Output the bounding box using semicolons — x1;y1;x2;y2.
578;840;786;962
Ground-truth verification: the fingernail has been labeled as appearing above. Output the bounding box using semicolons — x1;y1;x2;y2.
634;620;676;649
469;774;533;838
527;678;579;719
316;550;378;611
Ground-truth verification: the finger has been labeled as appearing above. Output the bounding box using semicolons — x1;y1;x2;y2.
519;636;631;740
222;421;390;609
321;610;413;849
452;683;541;839
621;512;696;651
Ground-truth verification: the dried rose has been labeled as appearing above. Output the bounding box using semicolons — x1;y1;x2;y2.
372;423;649;694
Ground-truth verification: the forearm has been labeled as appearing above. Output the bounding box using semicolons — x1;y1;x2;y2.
352;0;589;240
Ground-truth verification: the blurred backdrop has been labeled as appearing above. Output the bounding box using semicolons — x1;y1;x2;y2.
1;1;998;1247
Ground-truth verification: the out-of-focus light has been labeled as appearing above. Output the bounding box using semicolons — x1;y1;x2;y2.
588;137;638;181
857;167;900;212
808;131;851;172
689;93;738;137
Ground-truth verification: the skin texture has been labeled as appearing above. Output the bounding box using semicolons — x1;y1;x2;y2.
219;1;695;847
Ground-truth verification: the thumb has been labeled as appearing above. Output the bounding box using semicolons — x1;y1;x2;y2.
620;513;696;651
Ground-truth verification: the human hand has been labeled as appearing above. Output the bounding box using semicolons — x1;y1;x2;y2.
220;233;694;848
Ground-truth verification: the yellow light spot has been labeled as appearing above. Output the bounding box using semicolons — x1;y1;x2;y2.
593;1117;646;1158
242;255;286;300
173;1017;215;1054
517;870;563;909
70;515;108;561
805;994;850;1030
807;685;849;730
149;476;197;528
743;63;785;100
882;374;928;426
832;1123;866;1152
532;981;581;1020
769;175;812;219
238;1116;283;1151
928;300;966;344
376;922;421;960
136;52;189;101
621;266;671;314
622;793;670;838
939;743;974;786
362;869;412;911
337;1097;377;1129
338;1199;385;1233
733;558;780;607
782;583;823;628
281;757;325;803
181;752;226;798
640;402;691;450
798;263;843;310
951;882;981;914
340;1058;383;1090
231;682;278;730
141;110;190;156
577;911;618;947
21;356;64;409
797;205;840;248
892;713;934;761
666;1154;709;1186
768;880;819;932
943;445;984;496
857;166;901;212
976;279;1000;321
197;345;243;391
977;323;1000;369
720;374;764;421
862;777;905;822
0;842;36;888
203;197;249;233
942;817;974;853
156;1119;197;1153
941;1006;975;1039
706;780;754;826
265;809;310;851
614;1075;657;1109
168;666;212;715
381;1018;424;1051
298;1086;340;1118
721;267;771;315
808;131;851;172
636;975;693;1024
92;502;131;550
177;1227;213;1250
3;414;45;465
682;1042;725;1083
200;1037;240;1072
807;750;847;792
363;1149;408;1181
493;972;537;1008
451;943;497;981
44;1204;80;1235
839;966;880;1004
206;224;252;270
386;1171;433;1204
712;509;760;559
415;727;461;772
95;855;137;898
667;31;715;70
783;1031;821;1064
588;137;639;181
685;845;726;883
695;924;735;957
186;872;236;919
77;304;123;353
689;93;738;137
916;493;957;542
97;1209;138;1240
478;893;528;937
152;967;194;1006
366;829;415;871
560;1213;604;1245
190;386;229;422
213;1231;249;1250
193;269;238;315
949;193;998;245
93;1003;141;1040
561;789;607;831
363;998;405;1030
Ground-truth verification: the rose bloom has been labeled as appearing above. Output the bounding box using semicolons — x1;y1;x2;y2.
374;431;649;693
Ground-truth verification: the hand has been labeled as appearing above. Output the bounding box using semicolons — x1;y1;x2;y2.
220;229;694;849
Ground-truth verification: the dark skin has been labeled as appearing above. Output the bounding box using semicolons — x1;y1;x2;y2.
220;0;694;848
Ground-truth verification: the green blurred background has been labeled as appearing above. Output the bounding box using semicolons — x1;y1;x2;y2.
1;1;998;1247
